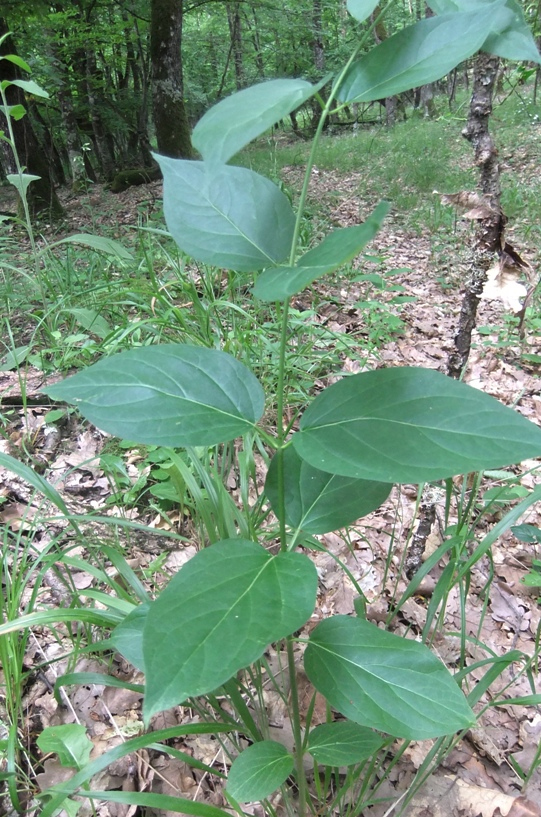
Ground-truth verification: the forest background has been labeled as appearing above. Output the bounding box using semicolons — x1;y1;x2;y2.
6;0;540;215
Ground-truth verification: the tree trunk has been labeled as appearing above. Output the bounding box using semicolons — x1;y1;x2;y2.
85;49;116;180
244;6;265;78
0;22;64;220
447;53;504;379
370;5;399;126
227;1;244;91
312;0;325;73
417;6;436;117
150;0;193;158
53;44;87;191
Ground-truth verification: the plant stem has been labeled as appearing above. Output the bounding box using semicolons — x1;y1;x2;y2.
286;636;308;816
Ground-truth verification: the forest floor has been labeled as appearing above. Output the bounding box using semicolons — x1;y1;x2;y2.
1;122;541;817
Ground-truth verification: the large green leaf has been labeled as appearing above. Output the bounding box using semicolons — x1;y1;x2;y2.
143;539;318;721
307;722;385;766
110;603;149;672
429;0;541;63
253;202;389;302
9;78;49;98
337;3;507;103
193;78;326;166
265;446;390;534
227;741;294;802
154;156;295;272
347;0;380;23
304;616;475;740
293;367;541;484
45;345;265;447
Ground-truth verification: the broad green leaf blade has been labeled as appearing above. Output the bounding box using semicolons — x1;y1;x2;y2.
193;78;326;166
44;233;134;260
0;103;26;120
143;539;318;721
253;202;389;301
429;0;541;62
2;54;31;72
64;308;112;339
36;724;92;770
347;0;381;23
304;616;475;740
265;446;390;534
110;603;149;672
478;0;540;62
44;345;265;447
293;367;541;484
10;78;49;98
7;172;40;195
307;722;385;766
337;4;506;103
0;345;31;370
155;156;295;272
227;741;294;801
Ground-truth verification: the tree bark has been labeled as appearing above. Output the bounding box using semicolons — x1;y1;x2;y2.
370;5;399;126
227;1;244;91
0;21;64;220
85;48;116;180
312;0;325;73
150;0;193;158
447;53;504;379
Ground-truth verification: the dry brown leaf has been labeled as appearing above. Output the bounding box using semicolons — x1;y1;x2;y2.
501;242;531;271
482;263;528;313
437;190;499;217
405;774;540;817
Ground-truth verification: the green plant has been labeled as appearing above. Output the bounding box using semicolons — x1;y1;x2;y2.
4;2;541;815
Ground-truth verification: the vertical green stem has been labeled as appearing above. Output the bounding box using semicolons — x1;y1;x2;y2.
286;637;308;812
0;85;49;325
272;9;395;816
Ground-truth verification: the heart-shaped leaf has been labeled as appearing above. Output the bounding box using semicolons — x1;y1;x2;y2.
337;4;506;103
265;446;390;534
45;344;265;447
346;0;381;23
143;539;318;721
253;202;389;301
193;78;327;166
36;724;92;770
304;616;475;740
155;156;295;272
293;367;541;484
307;722;385;766
227;741;294;802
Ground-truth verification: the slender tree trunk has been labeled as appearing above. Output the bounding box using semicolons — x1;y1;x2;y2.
312;0;325;73
85;49;116;180
0;21;64;220
244;6;265;77
418;6;436;117
227;1;244;90
370;5;399;126
150;0;193;158
52;45;87;191
447;53;504;379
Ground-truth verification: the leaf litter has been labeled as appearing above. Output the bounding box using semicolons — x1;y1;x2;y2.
0;158;540;817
